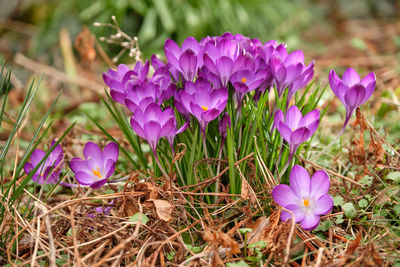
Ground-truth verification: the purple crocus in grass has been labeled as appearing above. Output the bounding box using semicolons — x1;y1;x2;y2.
103;61;150;105
218;112;231;146
270;48;314;101
274;106;319;166
103;64;135;104
178;78;228;135
203;37;250;87
24;141;63;184
272;165;333;231
130;103;176;154
329;68;375;131
70;142;119;189
164;37;203;82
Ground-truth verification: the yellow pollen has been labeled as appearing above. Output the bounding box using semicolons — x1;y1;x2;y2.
92;167;102;179
241;77;247;83
303;198;310;207
201;106;208;112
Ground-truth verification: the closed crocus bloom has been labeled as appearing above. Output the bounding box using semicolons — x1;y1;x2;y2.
130;103;176;155
178;78;228;135
274;106;319;163
70;142;119;189
218;112;231;144
124;83;162;112
103;64;135;104
23;141;63;184
164;37;202;82
270;49;314;99
203;37;250;87
329;68;375;130
272;165;333;231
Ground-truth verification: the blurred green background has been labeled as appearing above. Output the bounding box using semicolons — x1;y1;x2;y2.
1;0;398;61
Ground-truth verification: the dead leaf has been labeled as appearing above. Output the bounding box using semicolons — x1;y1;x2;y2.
150;199;173;222
345;232;362;255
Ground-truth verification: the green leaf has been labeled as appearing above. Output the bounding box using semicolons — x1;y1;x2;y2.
226;261;250;267
166;251;175;261
342;203;356;219
359;175;373;186
335;215;344;224
387;172;400;183
248;240;267;250
129;212;149;225
333;195;344;207
393;204;400;216
358;199;368;209
239;228;253;235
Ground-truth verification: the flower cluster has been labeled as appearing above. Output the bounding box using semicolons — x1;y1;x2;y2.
103;33;315;157
24;141;119;189
101;32;376;231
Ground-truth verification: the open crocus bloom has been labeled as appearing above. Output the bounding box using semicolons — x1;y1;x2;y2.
272;165;333;230
274;105;319;161
70;142;119;189
329;68;375;130
178;78;228;135
23;141;63;184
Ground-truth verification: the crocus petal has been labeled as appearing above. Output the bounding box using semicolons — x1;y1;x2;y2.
272;184;300;207
290;127;310;145
179;49;197;82
299;213;320;231
103;142;119;162
91;178;108;189
216;56;233;86
83;142;104;171
285;50;304;65
313;194;334;216
144;121;161;152
105;159;116;178
360;72;376;104
164;39;181;69
24;162;33;175
130;117;146;139
289;165;311;200
342;68;361;86
203;54;218;75
286;105;302;130
70;158;90;174
344;84;366;111
310;170;330;200
280;204;305;223
75;171;97;185
31;149;46;166
300;109;320;129
277;122;293;143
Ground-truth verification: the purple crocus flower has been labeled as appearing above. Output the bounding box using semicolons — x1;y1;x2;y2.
178;78;228;135
203;37;249;87
270;49;314;100
274;106;320;162
103;64;135;104
70;142;119;189
124;83;162;112
164;37;203;82
130;103;176;155
272;165;333;231
103;61;150;105
23;141;63;184
329;68;376;130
